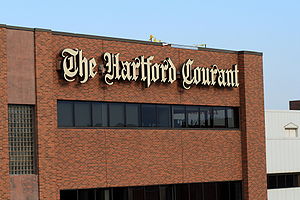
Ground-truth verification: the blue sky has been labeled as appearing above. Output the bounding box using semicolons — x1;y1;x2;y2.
1;0;299;109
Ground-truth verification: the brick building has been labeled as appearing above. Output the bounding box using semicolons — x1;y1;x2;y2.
0;24;267;200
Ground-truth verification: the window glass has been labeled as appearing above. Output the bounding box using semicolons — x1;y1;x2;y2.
157;105;171;127
92;102;107;127
129;187;145;200
141;104;157;127
113;187;128;200
200;107;212;128
227;107;239;128
286;175;294;187
126;104;140;127
60;190;77;200
213;107;226;128
227;108;235;128
278;175;286;188
190;183;203;200
216;182;229;200
175;184;189;200
145;186;159;200
58;101;74;127
78;189;95;200
74;102;92;127
95;189;110;200
173;106;186;128
109;103;125;127
295;174;299;187
203;182;216;200
267;175;277;189
187;106;199;128
159;185;173;200
230;181;242;200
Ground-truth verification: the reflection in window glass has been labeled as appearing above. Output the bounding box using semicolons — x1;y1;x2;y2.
213;108;226;128
92;102;107;127
126;104;140;127
141;105;157;127
200;107;212;128
58;101;74;127
109;103;125;127
173;106;186;128
187;106;199;128
157;105;171;127
74;102;91;127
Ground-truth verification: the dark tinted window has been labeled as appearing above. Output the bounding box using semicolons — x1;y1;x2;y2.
216;182;230;200
286;175;294;187
213;107;226;128
113;187;128;200
145;186;159;200
173;106;186;128
200;107;212;128
60;181;242;200
203;182;216;200
278;175;286;188
187;106;199;128
227;108;235;128
157;105;171;127
78;189;95;200
268;175;277;189
190;183;203;200
109;103;125;127
58;100;239;129
126;104;140;127
95;189;110;200
130;187;145;200
175;184;189;200
92;102;108;127
60;190;77;200
58;101;74;127
230;181;242;200
74;102;91;127
159;185;173;200
141;104;157;127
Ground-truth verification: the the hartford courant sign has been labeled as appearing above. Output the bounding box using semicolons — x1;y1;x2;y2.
60;48;239;90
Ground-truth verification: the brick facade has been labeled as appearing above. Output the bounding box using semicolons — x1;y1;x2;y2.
0;25;266;200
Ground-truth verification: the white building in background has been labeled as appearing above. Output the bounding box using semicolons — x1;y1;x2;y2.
266;110;300;200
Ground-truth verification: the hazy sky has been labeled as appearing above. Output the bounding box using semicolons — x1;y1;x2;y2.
1;0;299;110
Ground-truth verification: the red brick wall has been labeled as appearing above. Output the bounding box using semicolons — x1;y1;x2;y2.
0;28;266;200
238;53;267;200
0;27;9;200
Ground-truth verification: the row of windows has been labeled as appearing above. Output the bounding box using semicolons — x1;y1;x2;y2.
267;173;300;189
58;101;239;129
61;181;242;200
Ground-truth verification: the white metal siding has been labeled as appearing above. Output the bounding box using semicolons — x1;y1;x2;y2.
266;110;300;200
268;188;300;200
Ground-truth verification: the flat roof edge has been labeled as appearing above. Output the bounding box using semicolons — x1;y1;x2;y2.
52;31;164;46
0;24;263;55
